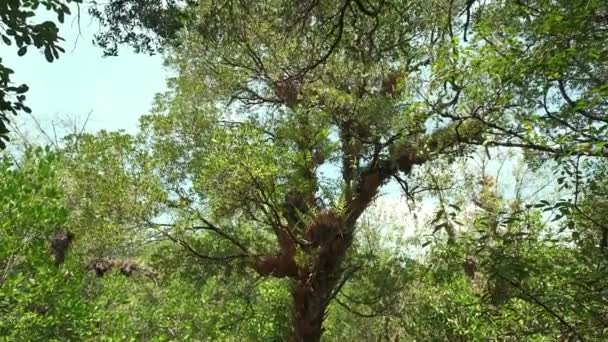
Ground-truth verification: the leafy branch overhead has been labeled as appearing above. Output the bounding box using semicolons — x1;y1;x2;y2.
0;0;81;148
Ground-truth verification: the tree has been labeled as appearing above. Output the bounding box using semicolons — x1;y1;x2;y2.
69;1;487;340
0;0;81;149
51;0;608;340
87;0;188;56
90;0;608;157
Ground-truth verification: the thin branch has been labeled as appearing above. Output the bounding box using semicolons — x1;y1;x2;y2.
460;0;476;42
237;161;285;231
293;0;349;79
393;174;415;204
558;79;608;124
334;296;383;318
78;110;93;136
26;112;57;148
327;265;361;305
195;213;250;256
352;0;384;17
146;221;249;262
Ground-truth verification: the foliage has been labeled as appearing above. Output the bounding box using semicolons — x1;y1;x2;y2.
63;0;608;340
61;131;165;258
2;0;608;340
88;0;189;56
0;147;95;340
448;0;608;157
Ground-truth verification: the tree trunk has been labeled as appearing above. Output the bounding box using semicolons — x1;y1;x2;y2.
291;281;327;342
252;209;360;341
289;217;354;342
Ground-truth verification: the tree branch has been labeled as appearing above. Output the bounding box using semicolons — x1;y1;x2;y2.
334;296;383;318
352;0;384;17
327;265;361;305
147;221;249;262
195;213;251;256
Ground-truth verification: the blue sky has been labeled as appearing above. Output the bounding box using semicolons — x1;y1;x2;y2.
0;10;168;136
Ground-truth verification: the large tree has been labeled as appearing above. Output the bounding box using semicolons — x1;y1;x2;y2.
83;1;481;340
71;0;607;340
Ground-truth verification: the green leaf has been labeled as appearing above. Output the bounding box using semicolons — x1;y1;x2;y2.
17;46;27;56
16;85;29;94
44;48;54;62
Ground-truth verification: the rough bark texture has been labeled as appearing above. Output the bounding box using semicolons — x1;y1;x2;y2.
251;210;352;341
253;229;299;278
291;215;353;342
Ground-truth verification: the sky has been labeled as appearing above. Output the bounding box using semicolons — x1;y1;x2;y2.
0;10;168;139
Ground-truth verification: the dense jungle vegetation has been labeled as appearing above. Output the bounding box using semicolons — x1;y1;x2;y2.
1;0;608;340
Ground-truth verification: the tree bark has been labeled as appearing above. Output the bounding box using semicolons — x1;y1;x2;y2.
291;280;327;342
290;220;354;342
